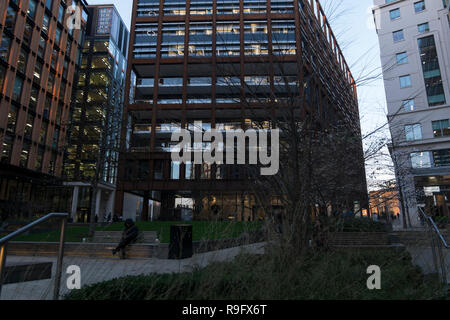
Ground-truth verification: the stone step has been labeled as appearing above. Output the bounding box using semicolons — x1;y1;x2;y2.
329;233;391;246
3;262;52;284
7;242;169;259
92;231;158;243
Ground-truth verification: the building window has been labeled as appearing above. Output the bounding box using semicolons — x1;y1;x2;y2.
47;72;55;93
38;36;47;59
20;143;31;168
55;27;62;46
7;106;18;134
418;22;429;34
154;160;163;180
29;85;39;111
405;124;422;141
58;4;65;23
389;8;400;20
12;76;24;102
185;162;194;180
433;149;450;167
171;161;180;180
5;6;17;33
399;75;411;88
1;136;13;164
393;30;404;42
23;22;33;47
17;48;28;74
432;119;450;137
0;33;12;62
42;14;50;34
34;60;43;83
414;1;426;13
418;35;446;106
396;52;408;65
0;65;5;91
27;0;38;19
411;152;432;168
24;114;34;140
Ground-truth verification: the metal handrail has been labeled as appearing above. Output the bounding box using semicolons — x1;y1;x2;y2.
417;207;448;289
0;213;68;300
418;207;449;249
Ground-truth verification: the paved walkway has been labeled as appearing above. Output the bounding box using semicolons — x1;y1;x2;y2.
0;242;266;300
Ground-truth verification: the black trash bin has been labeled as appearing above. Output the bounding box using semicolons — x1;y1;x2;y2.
168;224;193;259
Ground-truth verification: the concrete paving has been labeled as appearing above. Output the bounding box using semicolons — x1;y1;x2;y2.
0;242;266;300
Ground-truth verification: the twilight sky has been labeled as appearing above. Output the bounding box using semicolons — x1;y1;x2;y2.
88;0;391;187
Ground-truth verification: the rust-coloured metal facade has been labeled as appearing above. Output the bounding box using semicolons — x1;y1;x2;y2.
116;0;366;221
0;0;89;217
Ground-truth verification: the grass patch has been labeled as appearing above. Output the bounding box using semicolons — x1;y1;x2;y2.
12;226;90;242
12;221;262;243
64;248;447;300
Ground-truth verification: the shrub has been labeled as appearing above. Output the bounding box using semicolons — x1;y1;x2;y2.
64;248;446;300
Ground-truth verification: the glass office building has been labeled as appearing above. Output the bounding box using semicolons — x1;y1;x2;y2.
63;4;129;223
0;0;89;218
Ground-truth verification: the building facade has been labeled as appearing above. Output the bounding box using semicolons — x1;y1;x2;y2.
0;0;89;220
115;0;368;221
369;188;401;219
373;0;450;226
63;4;129;223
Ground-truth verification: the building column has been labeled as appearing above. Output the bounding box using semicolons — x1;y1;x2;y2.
71;186;79;222
142;191;149;221
103;190;115;222
114;189;124;217
95;188;102;220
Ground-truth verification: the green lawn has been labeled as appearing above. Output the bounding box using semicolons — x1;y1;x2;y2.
12;221;262;243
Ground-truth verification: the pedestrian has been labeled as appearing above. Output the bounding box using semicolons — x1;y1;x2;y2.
112;219;139;259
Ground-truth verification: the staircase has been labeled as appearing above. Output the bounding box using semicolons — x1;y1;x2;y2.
390;230;450;247
330;232;392;246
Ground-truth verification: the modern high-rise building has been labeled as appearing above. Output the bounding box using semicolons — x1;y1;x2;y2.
115;0;368;221
63;4;129;223
373;0;450;226
0;0;89;219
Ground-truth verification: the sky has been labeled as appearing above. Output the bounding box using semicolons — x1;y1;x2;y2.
88;0;392;187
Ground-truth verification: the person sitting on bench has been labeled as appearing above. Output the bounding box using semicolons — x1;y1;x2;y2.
112;219;139;257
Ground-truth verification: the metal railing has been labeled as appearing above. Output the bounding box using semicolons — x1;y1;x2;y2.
0;213;68;300
417;206;448;289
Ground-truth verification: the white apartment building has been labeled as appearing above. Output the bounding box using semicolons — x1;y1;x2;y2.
373;0;450;226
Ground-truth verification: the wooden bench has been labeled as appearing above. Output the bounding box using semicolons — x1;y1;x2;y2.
92;231;158;244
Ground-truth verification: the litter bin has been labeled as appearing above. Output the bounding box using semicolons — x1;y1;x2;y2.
168;224;193;259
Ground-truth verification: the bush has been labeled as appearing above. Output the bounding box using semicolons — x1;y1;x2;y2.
64;248;446;300
435;216;449;228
